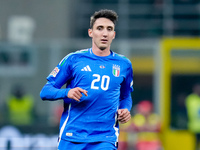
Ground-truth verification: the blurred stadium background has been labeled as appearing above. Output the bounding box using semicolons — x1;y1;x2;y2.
0;0;200;149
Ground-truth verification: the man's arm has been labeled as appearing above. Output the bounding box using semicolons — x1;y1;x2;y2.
118;108;131;124
119;93;132;111
118;62;134;124
40;53;74;102
118;93;132;124
40;82;70;101
40;82;88;103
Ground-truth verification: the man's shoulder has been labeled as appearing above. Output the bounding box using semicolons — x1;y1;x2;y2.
69;49;89;57
59;49;89;66
74;49;89;54
113;52;132;65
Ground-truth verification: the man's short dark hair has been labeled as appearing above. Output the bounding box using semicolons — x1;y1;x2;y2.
90;9;118;29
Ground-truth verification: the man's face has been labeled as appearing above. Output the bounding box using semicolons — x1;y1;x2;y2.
88;18;116;51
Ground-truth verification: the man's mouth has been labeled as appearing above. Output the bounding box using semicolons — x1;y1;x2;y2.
101;39;108;43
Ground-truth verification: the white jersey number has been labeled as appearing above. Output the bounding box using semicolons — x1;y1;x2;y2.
91;74;110;91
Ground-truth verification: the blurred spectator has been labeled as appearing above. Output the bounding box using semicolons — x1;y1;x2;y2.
171;93;188;129
125;100;162;150
118;121;131;150
186;82;200;150
6;84;34;126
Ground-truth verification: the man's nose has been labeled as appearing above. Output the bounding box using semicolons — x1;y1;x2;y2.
102;29;108;36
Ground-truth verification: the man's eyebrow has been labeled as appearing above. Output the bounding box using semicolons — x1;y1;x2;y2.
96;25;103;28
95;25;114;30
107;26;114;29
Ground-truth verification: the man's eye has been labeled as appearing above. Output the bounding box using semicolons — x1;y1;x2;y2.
108;28;113;31
97;27;102;30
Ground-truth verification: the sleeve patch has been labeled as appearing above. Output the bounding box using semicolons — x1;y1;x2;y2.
50;67;60;77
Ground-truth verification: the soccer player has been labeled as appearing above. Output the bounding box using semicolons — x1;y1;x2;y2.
40;9;134;150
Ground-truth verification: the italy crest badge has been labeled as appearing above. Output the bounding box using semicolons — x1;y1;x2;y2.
112;64;120;77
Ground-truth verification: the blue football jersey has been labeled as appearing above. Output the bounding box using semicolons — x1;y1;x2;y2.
43;48;133;145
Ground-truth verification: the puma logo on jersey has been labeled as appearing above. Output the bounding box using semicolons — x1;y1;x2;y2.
81;65;92;71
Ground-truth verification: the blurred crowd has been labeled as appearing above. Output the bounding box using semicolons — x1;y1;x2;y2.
118;100;162;150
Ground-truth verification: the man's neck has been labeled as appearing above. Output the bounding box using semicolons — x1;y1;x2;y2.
92;45;111;56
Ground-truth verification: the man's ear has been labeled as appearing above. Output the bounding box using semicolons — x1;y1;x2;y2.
88;28;93;37
112;31;116;39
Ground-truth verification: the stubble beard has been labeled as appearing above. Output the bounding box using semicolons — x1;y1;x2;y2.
99;46;106;51
93;40;107;51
